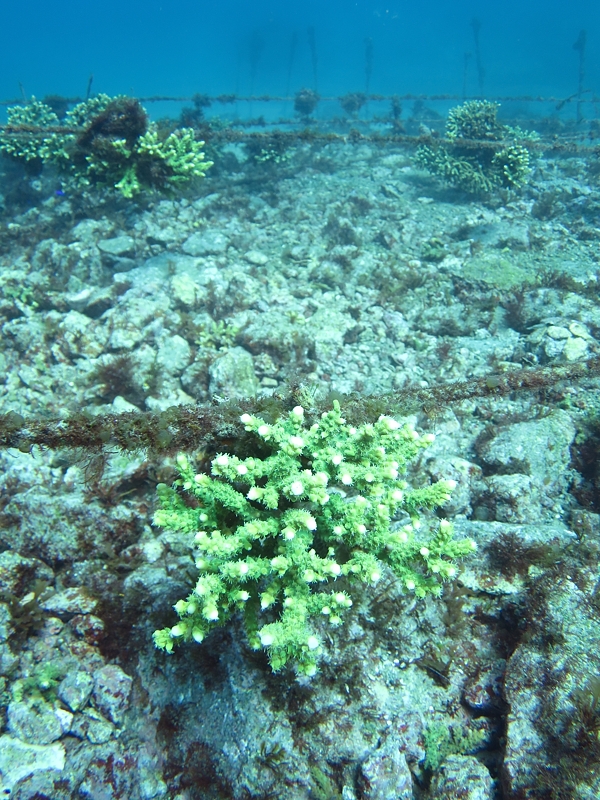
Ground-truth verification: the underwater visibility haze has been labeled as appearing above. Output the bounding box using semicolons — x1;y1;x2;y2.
0;0;599;798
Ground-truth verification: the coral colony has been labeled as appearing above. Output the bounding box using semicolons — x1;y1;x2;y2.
153;402;475;675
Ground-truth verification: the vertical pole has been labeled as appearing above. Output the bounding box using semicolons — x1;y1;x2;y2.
573;30;586;124
471;18;485;97
307;26;318;93
286;32;298;98
462;53;471;99
365;37;373;95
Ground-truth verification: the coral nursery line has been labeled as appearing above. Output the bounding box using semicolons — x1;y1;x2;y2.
1;357;598;457
1;92;598;107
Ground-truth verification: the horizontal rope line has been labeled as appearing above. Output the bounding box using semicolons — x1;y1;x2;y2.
0;125;596;154
1;91;599;107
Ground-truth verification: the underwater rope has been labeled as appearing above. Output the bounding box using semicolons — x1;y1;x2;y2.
1;358;598;457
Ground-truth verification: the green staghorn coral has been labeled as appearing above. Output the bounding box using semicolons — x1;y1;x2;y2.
0;95;114;170
416;100;532;194
446;99;505;142
0;99;62;169
111;128;213;198
153;401;476;676
0;95;212;197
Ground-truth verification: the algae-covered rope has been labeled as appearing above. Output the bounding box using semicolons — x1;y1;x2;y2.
1;357;599;457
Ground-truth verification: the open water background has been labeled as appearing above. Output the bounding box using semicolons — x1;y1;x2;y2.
0;0;598;114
